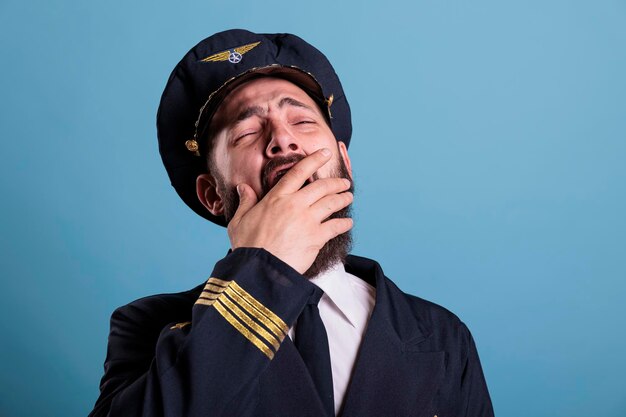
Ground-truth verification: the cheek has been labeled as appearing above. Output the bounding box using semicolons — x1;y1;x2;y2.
315;156;342;180
302;136;337;156
225;153;265;188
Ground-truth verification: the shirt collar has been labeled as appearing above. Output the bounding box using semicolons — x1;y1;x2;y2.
308;262;372;329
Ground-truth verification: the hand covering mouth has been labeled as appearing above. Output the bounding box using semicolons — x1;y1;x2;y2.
262;154;317;192
269;162;297;187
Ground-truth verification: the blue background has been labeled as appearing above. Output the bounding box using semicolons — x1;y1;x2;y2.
1;0;625;416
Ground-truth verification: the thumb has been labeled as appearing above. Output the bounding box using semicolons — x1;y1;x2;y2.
232;183;258;221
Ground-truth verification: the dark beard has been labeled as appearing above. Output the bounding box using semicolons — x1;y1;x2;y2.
215;153;353;278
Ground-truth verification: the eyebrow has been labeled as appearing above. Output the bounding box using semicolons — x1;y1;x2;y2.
236;105;265;122
277;97;314;112
234;96;316;123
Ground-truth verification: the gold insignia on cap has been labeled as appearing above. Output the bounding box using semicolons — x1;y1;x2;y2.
200;41;261;64
326;94;334;119
185;139;200;156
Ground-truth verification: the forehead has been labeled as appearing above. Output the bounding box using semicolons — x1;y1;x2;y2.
214;77;322;122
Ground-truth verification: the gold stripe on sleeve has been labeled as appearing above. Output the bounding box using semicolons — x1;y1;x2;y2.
229;281;289;335
213;299;274;359
220;293;280;350
203;282;228;293
199;292;221;302
193;277;286;358
196;298;217;306
207;277;230;287
225;286;287;340
195;277;231;306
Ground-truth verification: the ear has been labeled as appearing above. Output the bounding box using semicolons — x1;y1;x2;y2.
337;141;353;179
196;173;224;216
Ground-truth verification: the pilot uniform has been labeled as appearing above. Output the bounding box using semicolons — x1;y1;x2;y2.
90;248;493;416
90;29;494;416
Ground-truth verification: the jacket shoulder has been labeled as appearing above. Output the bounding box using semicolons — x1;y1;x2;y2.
110;283;203;333
106;284;203;367
381;274;472;347
398;287;478;357
405;292;463;328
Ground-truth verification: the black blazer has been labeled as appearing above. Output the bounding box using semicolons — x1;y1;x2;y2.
90;248;494;417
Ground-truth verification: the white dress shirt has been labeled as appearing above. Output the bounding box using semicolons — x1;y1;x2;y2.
288;263;376;415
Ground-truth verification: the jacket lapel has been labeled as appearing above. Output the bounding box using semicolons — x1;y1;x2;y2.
340;256;445;417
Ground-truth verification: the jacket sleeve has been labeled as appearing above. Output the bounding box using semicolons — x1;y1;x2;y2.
459;323;495;417
89;248;314;417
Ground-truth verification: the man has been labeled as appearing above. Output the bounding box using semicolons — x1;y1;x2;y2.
90;29;494;417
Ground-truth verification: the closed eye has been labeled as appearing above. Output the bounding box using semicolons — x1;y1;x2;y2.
238;131;257;138
233;130;258;144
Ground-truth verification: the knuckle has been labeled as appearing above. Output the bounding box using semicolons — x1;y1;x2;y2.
284;199;297;211
335;178;346;188
266;194;281;206
338;179;351;192
318;179;331;192
331;219;344;233
326;177;340;186
331;194;349;209
341;218;353;230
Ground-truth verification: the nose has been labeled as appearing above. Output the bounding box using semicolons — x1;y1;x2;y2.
265;120;303;157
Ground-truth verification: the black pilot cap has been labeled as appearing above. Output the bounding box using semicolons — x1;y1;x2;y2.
157;29;352;226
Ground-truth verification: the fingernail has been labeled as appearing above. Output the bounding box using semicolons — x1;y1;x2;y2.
321;148;331;156
344;178;351;186
236;184;243;196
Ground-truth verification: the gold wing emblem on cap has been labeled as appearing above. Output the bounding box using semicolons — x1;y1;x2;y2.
200;41;261;63
233;42;261;55
200;50;231;63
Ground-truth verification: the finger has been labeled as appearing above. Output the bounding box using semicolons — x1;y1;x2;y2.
272;148;332;194
230;183;258;225
310;191;353;220
319;217;353;242
299;177;352;206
